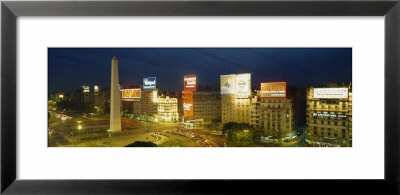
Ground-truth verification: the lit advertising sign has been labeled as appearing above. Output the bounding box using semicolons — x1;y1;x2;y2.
121;89;141;99
313;88;348;99
312;113;347;118
143;77;156;90
220;74;236;94
183;103;192;111
82;86;90;93
184;75;197;91
182;90;194;120
235;73;251;97
261;82;286;98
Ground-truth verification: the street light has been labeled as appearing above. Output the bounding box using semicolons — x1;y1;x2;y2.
107;129;112;138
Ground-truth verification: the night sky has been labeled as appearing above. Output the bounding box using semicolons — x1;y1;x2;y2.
48;48;352;94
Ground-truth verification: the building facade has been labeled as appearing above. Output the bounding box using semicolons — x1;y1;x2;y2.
132;90;158;116
306;82;352;147
251;94;296;138
182;90;194;121
220;73;251;124
156;96;179;122
221;95;251;124
82;85;93;104
192;91;221;122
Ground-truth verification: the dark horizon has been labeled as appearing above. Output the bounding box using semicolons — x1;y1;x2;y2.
48;48;352;94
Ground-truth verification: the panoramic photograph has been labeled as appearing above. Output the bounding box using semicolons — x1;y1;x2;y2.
48;48;352;147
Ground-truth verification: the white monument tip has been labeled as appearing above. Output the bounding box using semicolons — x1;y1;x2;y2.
112;56;117;61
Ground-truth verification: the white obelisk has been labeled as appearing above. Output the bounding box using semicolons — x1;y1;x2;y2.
110;56;121;132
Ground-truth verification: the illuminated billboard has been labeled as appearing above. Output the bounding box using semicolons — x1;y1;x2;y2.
82;86;90;93
312;112;347;118
220;74;236;94
143;77;156;90
261;82;286;98
183;103;193;111
235;73;251;97
184;75;197;91
121;89;141;99
182;90;194;120
313;88;348;99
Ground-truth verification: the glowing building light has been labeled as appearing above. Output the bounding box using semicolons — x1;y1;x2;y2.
261;82;287;98
82;86;90;93
313;88;349;99
184;75;197;91
143;77;157;90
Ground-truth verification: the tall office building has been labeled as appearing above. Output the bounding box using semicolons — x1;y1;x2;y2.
251;95;295;138
250;82;295;138
130;90;158;116
182;75;197;121
306;82;352;147
220;73;252;124
193;91;221;122
182;90;194;121
221;96;251;124
110;56;121;132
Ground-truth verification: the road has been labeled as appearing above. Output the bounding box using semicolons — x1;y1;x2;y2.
48;111;182;147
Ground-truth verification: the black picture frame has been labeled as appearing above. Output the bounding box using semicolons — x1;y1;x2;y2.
1;0;399;194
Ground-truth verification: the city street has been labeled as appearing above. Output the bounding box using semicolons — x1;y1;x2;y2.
49;111;205;147
48;110;310;147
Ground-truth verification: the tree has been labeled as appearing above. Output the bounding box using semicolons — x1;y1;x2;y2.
222;122;236;135
104;101;110;114
224;123;255;147
125;141;157;147
56;99;92;114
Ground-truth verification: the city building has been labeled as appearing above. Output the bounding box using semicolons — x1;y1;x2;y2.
222;95;251;124
93;85;106;106
81;85;106;107
50;92;65;102
220;73;252;124
251;94;295;138
306;82;352;147
182;75;197;121
121;88;141;115
132;90;158;116
182;90;194;121
82;85;93;104
175;91;184;120
122;77;159;118
156;96;179;122
193;91;221;122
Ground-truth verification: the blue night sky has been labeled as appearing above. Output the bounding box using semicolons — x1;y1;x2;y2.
48;48;352;94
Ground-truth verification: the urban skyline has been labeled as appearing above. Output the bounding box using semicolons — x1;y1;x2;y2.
49;48;352;94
